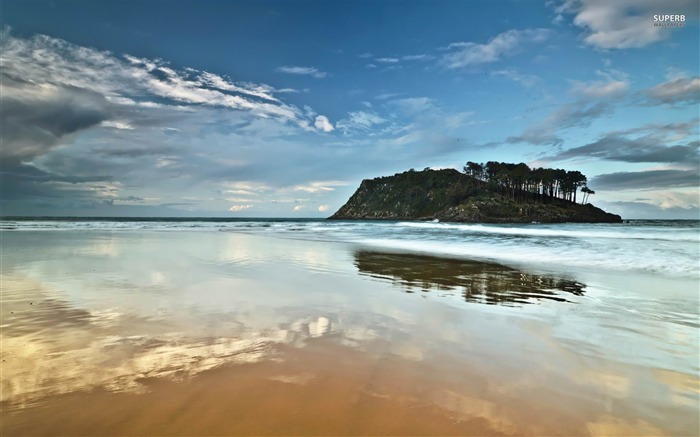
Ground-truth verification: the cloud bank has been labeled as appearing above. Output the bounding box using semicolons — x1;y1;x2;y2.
0;30;340;215
1;31;332;132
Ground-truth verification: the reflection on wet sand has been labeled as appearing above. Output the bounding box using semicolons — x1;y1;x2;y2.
1;341;526;436
354;250;585;305
1;272;528;435
0;275;334;410
1;231;697;436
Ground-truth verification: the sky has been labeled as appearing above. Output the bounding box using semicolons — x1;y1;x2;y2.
1;0;698;219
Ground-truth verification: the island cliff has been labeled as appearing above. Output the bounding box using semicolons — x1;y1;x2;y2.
329;168;622;223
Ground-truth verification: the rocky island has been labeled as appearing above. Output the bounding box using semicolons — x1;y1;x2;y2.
329;163;622;223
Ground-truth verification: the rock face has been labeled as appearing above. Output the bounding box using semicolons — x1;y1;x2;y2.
329;168;622;223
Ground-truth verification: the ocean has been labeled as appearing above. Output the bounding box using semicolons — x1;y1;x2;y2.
3;217;698;277
1;218;698;435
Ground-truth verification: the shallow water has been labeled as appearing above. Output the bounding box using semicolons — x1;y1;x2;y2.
1;221;698;436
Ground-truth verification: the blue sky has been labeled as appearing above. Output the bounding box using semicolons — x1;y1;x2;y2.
1;0;698;218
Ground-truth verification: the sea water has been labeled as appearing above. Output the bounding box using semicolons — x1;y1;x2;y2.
3;217;697;279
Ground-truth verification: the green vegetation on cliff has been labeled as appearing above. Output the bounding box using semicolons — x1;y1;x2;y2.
329;166;622;223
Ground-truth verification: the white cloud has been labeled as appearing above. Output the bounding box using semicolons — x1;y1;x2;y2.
276;65;329;78
101;121;134;130
123;54;159;72
507;65;635;146
386;131;422;146
443;111;476;129
222;181;273;196
401;54;434;61
653;191;700;209
664;67;690;81
388;97;436;115
375;92;401;100
318;204;330;212
573;80;628;98
375;57;400;63
2;35;130;97
198;71;279;101
142;73;298;120
293;205;304;211
359;53;373;59
226;197;260;203
122;58;292;116
336;111;387;132
303;105;317;118
507;100;612;145
228;204;253;212
154;157;178;169
0;31;311;126
276;88;301;93
314;115;335;132
292;180;348;193
492;68;541;88
269;197;310;204
570;68;630;98
555;0;698;49
647;77;700;104
442;28;552;68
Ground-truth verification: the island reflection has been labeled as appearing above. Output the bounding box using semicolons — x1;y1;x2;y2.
353;250;585;306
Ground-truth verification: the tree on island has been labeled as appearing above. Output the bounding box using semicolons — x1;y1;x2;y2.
462;160;595;205
581;186;595;204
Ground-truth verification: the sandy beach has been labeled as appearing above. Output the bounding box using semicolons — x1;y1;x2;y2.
1;228;698;436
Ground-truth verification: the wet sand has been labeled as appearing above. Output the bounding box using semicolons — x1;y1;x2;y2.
1;230;698;436
3;341;508;436
0;338;647;437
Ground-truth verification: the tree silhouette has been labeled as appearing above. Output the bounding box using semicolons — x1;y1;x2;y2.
462;160;596;205
581;186;595;204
